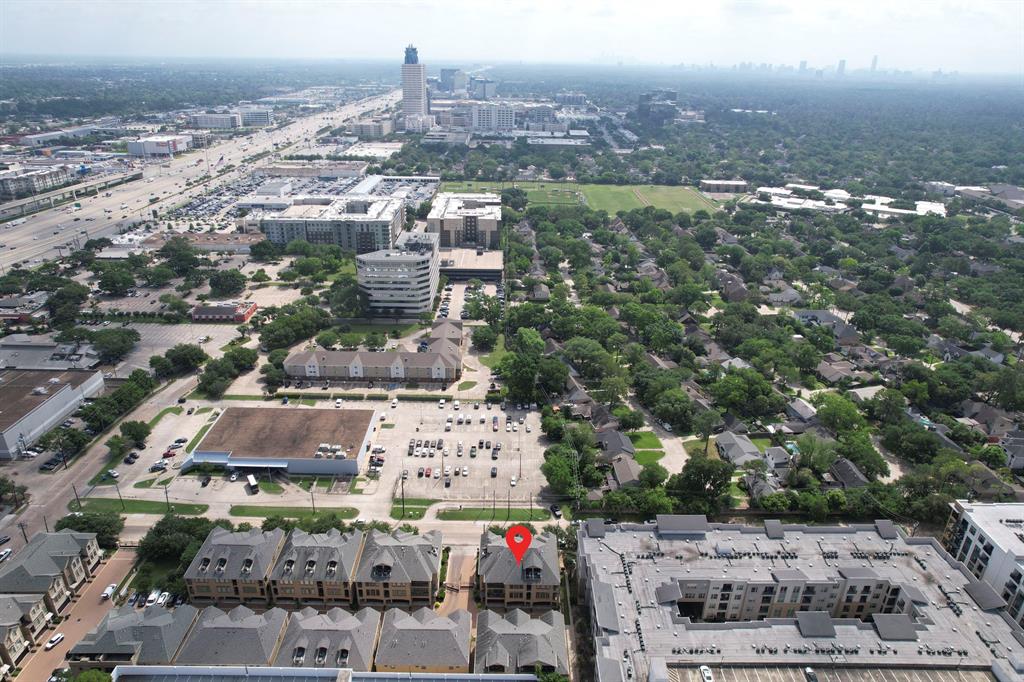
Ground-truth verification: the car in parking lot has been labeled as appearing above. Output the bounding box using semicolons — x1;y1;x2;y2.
417;467;424;478
149;462;168;473
699;666;714;682
549;504;562;519
510;476;517;487
200;475;212;487
107;469;119;479
156;592;169;606
490;467;497;477
461;465;468;476
0;548;11;562
433;468;441;479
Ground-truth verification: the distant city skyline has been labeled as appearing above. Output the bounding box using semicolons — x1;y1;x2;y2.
0;0;1021;76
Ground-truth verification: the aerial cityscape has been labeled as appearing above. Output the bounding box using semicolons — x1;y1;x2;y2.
0;1;1022;681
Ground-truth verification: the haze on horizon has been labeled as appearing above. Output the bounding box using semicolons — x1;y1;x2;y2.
0;0;1022;76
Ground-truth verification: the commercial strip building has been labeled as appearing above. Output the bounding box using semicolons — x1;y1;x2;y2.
0;368;104;459
0;292;50;323
258;195;404;254
427;193;502;249
0;165;73;200
357;232;439;317
943;501;1024;629
578;515;1024;682
188;407;376;478
257;161;369;179
142;231;267;254
283;320;463;384
126;135;192;157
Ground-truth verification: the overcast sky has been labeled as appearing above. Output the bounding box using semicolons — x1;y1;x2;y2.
1;0;1022;75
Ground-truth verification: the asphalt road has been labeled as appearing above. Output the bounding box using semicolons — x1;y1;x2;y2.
0;90;400;271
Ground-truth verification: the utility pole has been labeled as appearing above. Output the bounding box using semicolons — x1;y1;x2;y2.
43;516;49;533
163;485;171;513
310;486;316;515
72;483;82;511
400;475;406;519
17;522;27;543
113;480;125;510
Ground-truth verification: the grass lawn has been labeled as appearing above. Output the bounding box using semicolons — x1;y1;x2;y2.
229;505;358;520
750;437;773;453
148;406;182;427
439;180;719;214
634;450;665;466
684;439;714;458
133;478;157;489
195;406;213;414
293;476;333;492
157;476;174;486
221;394;265;401
436;507;550;522
457;381;477;391
130;557;178;592
260;481;284;494
380;423;395;429
71;498;208;515
390;497;437;521
344;322;419;337
185;424;213;453
627;431;663;450
480;334;507;368
299;398;316;407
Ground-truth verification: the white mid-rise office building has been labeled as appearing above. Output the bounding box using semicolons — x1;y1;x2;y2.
943;500;1024;628
259;195;403;254
357;232;439;316
126;134;192;157
237;107;274;127
189;113;241;129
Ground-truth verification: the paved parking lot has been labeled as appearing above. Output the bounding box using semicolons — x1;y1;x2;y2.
673;668;994;682
116;322;241;373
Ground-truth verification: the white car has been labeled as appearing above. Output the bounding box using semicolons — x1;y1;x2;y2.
45;633;65;650
510;476;518;487
391;399;398;408
0;549;11;562
453;400;460;410
334;398;342;408
525;424;532;432
461;465;468;477
101;583;118;600
156;591;169;605
107;469;119;479
700;666;714;682
438;399;446;408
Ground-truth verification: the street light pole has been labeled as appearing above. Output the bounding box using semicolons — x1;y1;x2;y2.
310;486;316;515
17;522;27;543
114;480;125;511
164;485;171;513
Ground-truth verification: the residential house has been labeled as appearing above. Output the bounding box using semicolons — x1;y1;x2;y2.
269;529;363;607
67;605;198;674
762;446;792;474
607;454;643;491
721;356;752;371
374;608;471;673
767;288;803;306
785;398;817;423
715;432;761;467
828;458;868;489
478;531;560;612
528;284;551;302
475;609;569;675
816;353;871;385
927;335;970;363
175;605;288;666
742;473;781;502
0;531;101;614
847;385;888;404
1001;431;1024;470
595;430;635;463
0;594;47;668
590;404;619;433
353;530;441;609
271;606;381;671
960;400;1018;439
184;527;286;606
793;310;860;347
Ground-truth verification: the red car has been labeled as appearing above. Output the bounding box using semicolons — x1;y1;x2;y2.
162;450;176;458
424;467;431;478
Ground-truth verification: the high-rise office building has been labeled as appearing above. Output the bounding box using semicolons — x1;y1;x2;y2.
799;60;807;73
871;55;878;72
837;59;847;76
402;45;428;119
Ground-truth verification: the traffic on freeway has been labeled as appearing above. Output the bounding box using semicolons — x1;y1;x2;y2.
0;90;400;271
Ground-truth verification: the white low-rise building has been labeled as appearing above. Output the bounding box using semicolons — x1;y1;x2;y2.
127;134;191;157
357;232;439;317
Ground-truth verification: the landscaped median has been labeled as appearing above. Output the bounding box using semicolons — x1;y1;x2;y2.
389;497;437;520
70;498;208;515
228;505;358;520
435;506;550;522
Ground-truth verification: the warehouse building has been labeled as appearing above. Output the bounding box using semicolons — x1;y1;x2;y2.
578;515;1024;682
188;407;375;477
0;369;104;459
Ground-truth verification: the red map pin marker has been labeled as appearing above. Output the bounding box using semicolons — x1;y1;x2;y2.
505;525;533;565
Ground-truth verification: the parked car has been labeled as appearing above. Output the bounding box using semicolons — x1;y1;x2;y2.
229;471;239;482
490;467;497;477
0;549;11;562
156;592;169;606
0;536;12;546
101;583;117;600
44;633;65;650
549;504;562;519
200;476;212;487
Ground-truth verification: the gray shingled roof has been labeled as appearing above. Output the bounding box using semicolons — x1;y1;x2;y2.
0;594;41;638
715;431;760;466
271;606;380;671
375;607;470;670
0;530;94;593
175;605;288;665
478;531;559;588
354;529;441;585
184;527;285;582
475;609;568;674
269;529;363;583
70;604;198;664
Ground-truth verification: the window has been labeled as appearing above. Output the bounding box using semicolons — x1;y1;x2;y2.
306;559;317;574
241;558;253;574
215;558;227;573
284;560;295;574
199;558;210;572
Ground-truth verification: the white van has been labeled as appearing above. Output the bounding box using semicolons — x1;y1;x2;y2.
101;583;117;600
438;399;446;408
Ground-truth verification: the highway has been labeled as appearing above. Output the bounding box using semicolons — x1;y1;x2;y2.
0;89;400;271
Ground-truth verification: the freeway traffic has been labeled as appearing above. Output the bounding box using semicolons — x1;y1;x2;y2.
0;89;400;271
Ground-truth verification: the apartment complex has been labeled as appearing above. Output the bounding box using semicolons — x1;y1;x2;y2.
374;608;470;674
0;593;48;668
356;231;439;317
269;529;364;607
943;500;1024;628
351;117;394;139
475;609;569;676
189;113;242;129
175;606;289;666
272;606;379;669
0;531;101;617
185;527;442;610
477;531;560;611
259;196;403;254
354;530;442;609
427;192;502;249
578;515;1024;682
68;605;199;674
283;320;463;384
0;165;73;200
185;528;287;606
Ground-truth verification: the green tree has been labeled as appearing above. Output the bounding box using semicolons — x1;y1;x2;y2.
639;461;668;488
472;325;498;351
99;268;135;296
666;456;735;514
119;420;152;448
91;328;141;363
55;511;124;549
812;393;865;433
208;269;247;297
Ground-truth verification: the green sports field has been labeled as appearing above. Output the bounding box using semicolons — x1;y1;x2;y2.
439;180;718;214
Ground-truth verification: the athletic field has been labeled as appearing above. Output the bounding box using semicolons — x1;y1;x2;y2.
439;180;718;214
